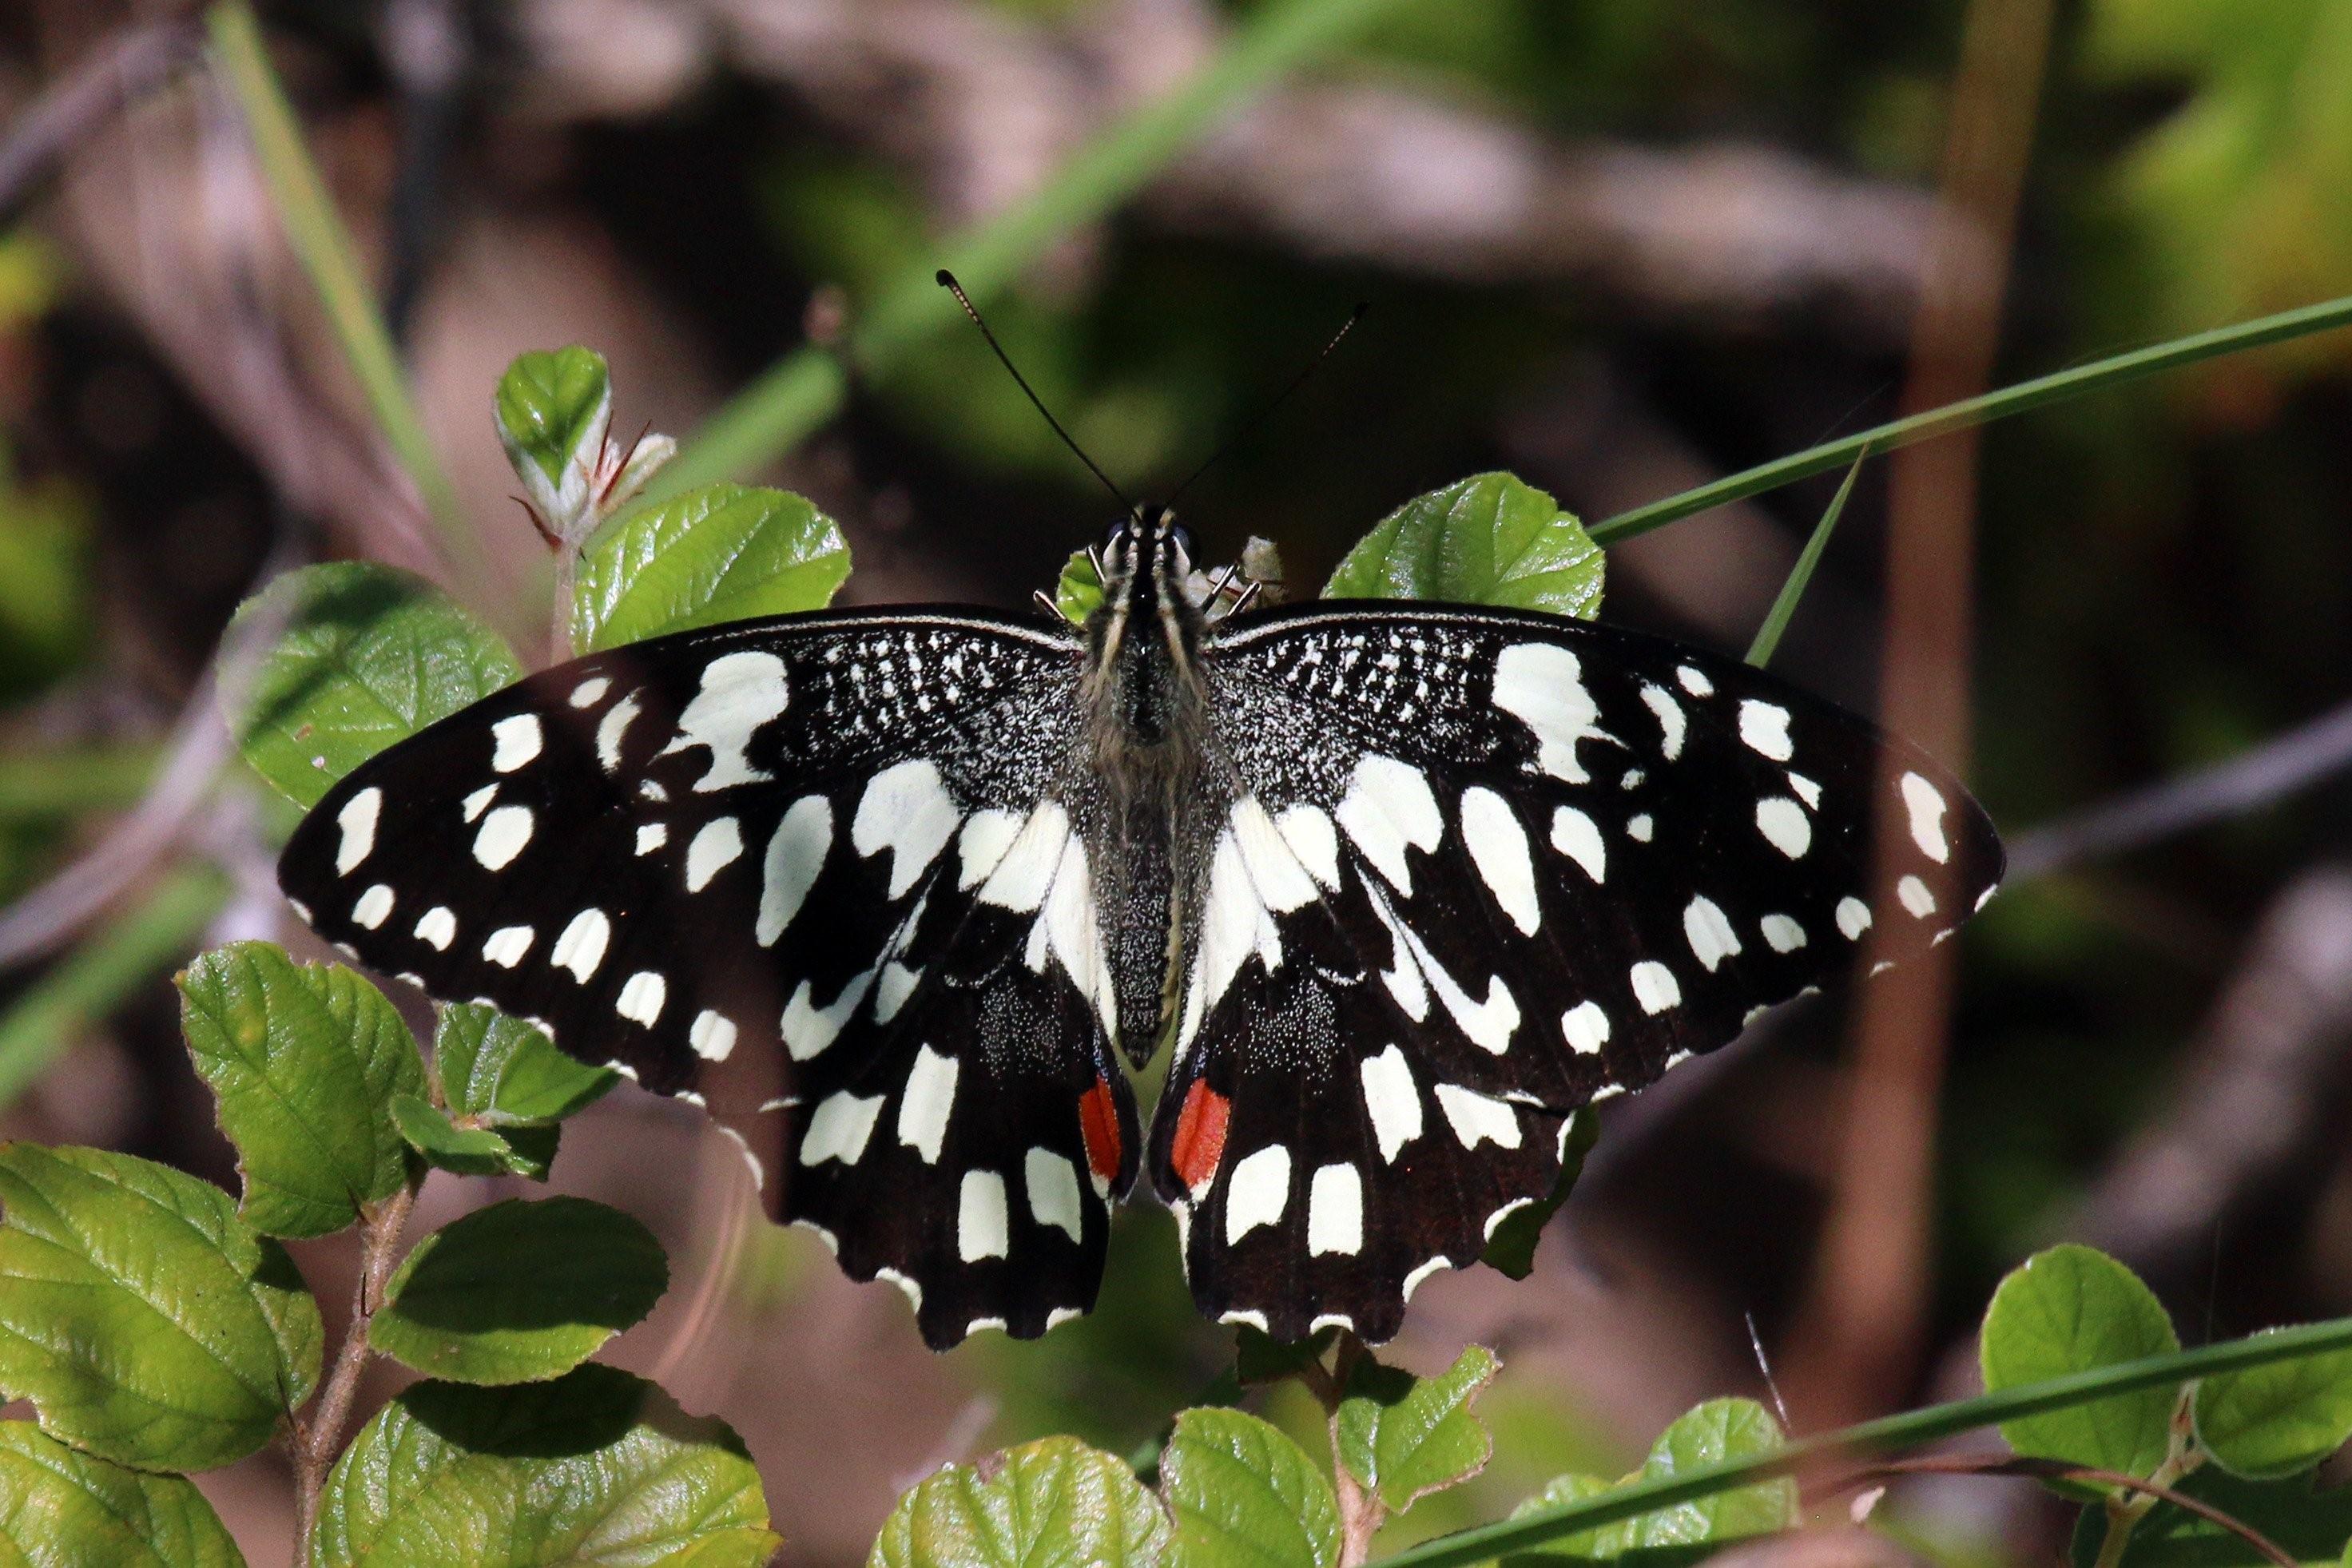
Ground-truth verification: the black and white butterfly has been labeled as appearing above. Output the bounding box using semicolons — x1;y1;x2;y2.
280;507;2001;1348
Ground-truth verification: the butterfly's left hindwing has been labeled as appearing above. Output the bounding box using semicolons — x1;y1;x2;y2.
1156;602;2003;1341
277;609;1141;1347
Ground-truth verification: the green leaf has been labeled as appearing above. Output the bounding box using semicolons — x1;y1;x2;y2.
310;1364;777;1567
1323;473;1603;618
225;562;521;808
870;1435;1167;1568
388;1094;558;1183
369;1197;668;1385
433;1005;615;1126
1481;1108;1599;1280
0;1422;248;1567
1981;1244;2181;1481
0;1145;321;1471
1334;1346;1500;1514
1621;1399;1799;1551
2067;1466;2352;1567
571;482;850;653
1500;1475;1619;1564
1498;1400;1796;1563
496;347;611;502
176;943;426;1237
1159;1408;1336;1568
2195;1330;2352;1479
1055;547;1105;626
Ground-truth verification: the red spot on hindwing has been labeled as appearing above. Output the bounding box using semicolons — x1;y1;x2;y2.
1079;1078;1123;1185
1170;1079;1231;1193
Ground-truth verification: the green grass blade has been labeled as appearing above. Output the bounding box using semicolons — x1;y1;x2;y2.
654;0;1417;498
1745;447;1867;669
1373;1314;2352;1568
0;863;227;1111
204;3;483;582
1590;292;2352;546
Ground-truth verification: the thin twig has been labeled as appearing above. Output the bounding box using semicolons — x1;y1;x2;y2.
2008;697;2352;879
1820;1455;2294;1568
0;14;204;223
291;1177;419;1557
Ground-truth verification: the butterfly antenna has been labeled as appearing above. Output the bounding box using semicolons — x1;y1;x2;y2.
1166;301;1368;507
936;269;1137;518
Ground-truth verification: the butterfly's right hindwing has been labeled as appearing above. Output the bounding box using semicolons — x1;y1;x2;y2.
278;609;1138;1346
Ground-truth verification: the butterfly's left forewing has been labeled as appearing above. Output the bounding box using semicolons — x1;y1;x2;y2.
278;609;1140;1346
1158;602;2002;1341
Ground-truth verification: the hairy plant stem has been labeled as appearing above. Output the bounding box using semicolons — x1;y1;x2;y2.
1303;1332;1385;1567
2089;1391;2206;1568
290;1176;420;1558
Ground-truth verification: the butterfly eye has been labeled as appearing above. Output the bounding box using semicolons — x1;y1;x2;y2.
1102;518;1132;550
1168;522;1196;559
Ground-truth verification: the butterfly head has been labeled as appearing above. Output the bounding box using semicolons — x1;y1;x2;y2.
1098;504;1195;612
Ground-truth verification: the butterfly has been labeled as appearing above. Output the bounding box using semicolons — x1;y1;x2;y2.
278;506;2002;1348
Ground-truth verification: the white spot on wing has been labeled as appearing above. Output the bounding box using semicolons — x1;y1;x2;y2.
1026;1148;1083;1243
975;803;1067;913
1435;1083;1523;1149
491;714;542;773
461;785;496;824
1275;804;1341;889
351;884;394;929
1837;896;1873;939
801;1090;883;1165
1224;1145;1292;1243
1683;895;1742;972
1562;1000;1610;1054
896;1046;959;1164
1232;798;1321;913
1901;772;1951;863
875;961;922;1023
685;817;745;891
1739;700;1795;761
635;823;666;855
473;805;534;871
852;760;959;899
482;924;534;967
1360;1046;1424;1162
568;676;610;709
956;808;1026;890
1761;914;1808;952
1788;772;1823;808
689;1010;737;1061
1334;754;1442;894
596;693;640;772
758;795;832;945
1630;960;1681;1014
335;788;382;874
1402;1256;1449;1304
1755;796;1812;859
1461;788;1540;934
1491;642;1613;783
959;1169;1009;1261
553;908;611;982
616;970;666;1026
781;967;878;1061
1549;805;1607;883
1899;875;1937;917
413;907;455;951
661;651;789;792
1640;684;1687;761
1677;665;1714;697
1308;1164;1364;1256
